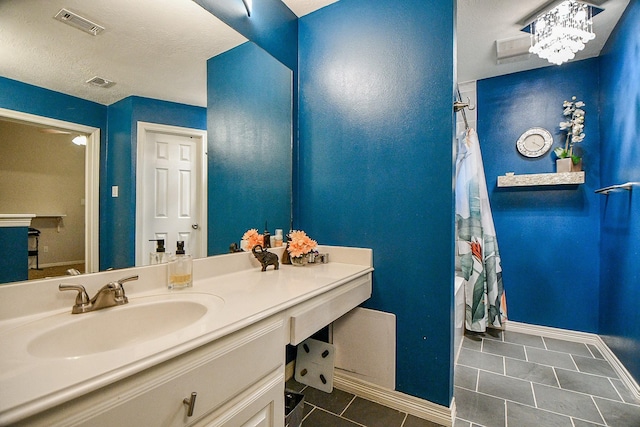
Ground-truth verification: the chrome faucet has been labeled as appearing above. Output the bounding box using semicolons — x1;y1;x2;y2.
59;275;139;314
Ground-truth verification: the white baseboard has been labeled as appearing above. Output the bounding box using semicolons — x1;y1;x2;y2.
288;364;453;425
333;371;452;427
288;359;452;425
507;321;640;400
32;260;84;269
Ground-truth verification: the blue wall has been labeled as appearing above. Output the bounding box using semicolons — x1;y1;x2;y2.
101;97;206;270
0;227;28;283
298;0;455;406
0;77;106;130
477;59;601;333
0;77;206;272
207;42;293;254
194;0;300;226
598;0;640;383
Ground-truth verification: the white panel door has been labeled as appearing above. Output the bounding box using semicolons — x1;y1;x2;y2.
137;123;206;265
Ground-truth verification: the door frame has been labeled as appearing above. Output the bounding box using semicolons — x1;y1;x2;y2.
0;107;100;274
135;121;207;265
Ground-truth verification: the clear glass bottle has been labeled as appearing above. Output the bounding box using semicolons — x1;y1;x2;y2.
149;239;169;265
168;241;192;289
274;229;283;247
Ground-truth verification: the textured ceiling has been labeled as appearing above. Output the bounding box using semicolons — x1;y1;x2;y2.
457;0;630;83
0;0;630;107
0;0;251;107
0;0;337;107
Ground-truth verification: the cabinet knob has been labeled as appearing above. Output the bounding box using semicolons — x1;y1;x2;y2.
183;392;197;417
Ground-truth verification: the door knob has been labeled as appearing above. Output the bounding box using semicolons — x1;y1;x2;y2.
192;224;199;229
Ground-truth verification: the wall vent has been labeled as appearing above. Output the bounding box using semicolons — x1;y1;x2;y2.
86;76;115;88
54;8;105;36
496;35;532;65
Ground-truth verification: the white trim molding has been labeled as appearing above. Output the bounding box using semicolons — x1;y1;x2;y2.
333;371;453;426
0;214;36;228
507;321;640;401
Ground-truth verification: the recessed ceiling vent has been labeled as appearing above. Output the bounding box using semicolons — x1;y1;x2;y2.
54;8;105;36
86;76;115;88
496;35;532;65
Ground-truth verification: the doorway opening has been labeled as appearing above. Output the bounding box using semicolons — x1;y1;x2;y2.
0;107;100;277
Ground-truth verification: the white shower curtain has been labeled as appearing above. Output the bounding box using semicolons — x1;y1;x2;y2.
455;128;507;332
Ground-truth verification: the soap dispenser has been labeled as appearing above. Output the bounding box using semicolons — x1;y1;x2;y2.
168;241;192;289
149;239;169;265
263;221;271;248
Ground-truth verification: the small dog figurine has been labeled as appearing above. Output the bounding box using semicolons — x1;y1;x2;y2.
252;245;279;271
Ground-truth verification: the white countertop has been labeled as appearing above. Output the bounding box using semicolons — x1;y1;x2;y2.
0;246;373;425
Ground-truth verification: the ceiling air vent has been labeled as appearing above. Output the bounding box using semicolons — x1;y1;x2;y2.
496;35;532;65
54;8;105;36
86;76;115;88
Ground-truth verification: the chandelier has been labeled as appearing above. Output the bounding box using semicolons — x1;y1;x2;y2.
527;1;596;65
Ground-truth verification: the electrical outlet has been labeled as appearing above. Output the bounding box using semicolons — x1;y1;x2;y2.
112;186;118;197
43;246;49;253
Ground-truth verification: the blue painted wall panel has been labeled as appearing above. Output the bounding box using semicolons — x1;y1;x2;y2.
207;42;293;255
101;97;206;269
0;77;106;129
598;0;640;383
0;227;28;283
477;60;601;333
298;0;455;406
101;98;134;270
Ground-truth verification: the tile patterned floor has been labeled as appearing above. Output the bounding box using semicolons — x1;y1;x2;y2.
454;330;640;427
287;330;640;427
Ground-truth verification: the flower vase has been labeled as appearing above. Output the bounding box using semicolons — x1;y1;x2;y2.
571;159;582;172
556;158;572;173
291;255;308;266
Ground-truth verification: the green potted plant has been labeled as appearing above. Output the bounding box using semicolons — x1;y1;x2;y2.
554;96;585;173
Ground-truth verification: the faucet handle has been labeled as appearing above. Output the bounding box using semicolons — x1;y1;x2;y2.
59;284;91;314
113;275;139;303
117;275;139;285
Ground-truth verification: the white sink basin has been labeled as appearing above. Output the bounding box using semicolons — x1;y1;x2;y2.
25;293;224;359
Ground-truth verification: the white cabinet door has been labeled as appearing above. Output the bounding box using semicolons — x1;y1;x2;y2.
197;369;284;427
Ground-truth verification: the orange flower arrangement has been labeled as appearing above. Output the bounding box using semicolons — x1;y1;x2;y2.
287;230;317;258
242;229;264;251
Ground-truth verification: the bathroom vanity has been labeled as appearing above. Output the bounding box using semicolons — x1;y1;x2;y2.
0;246;373;426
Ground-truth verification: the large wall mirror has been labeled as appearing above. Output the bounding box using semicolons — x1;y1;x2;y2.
0;0;293;284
